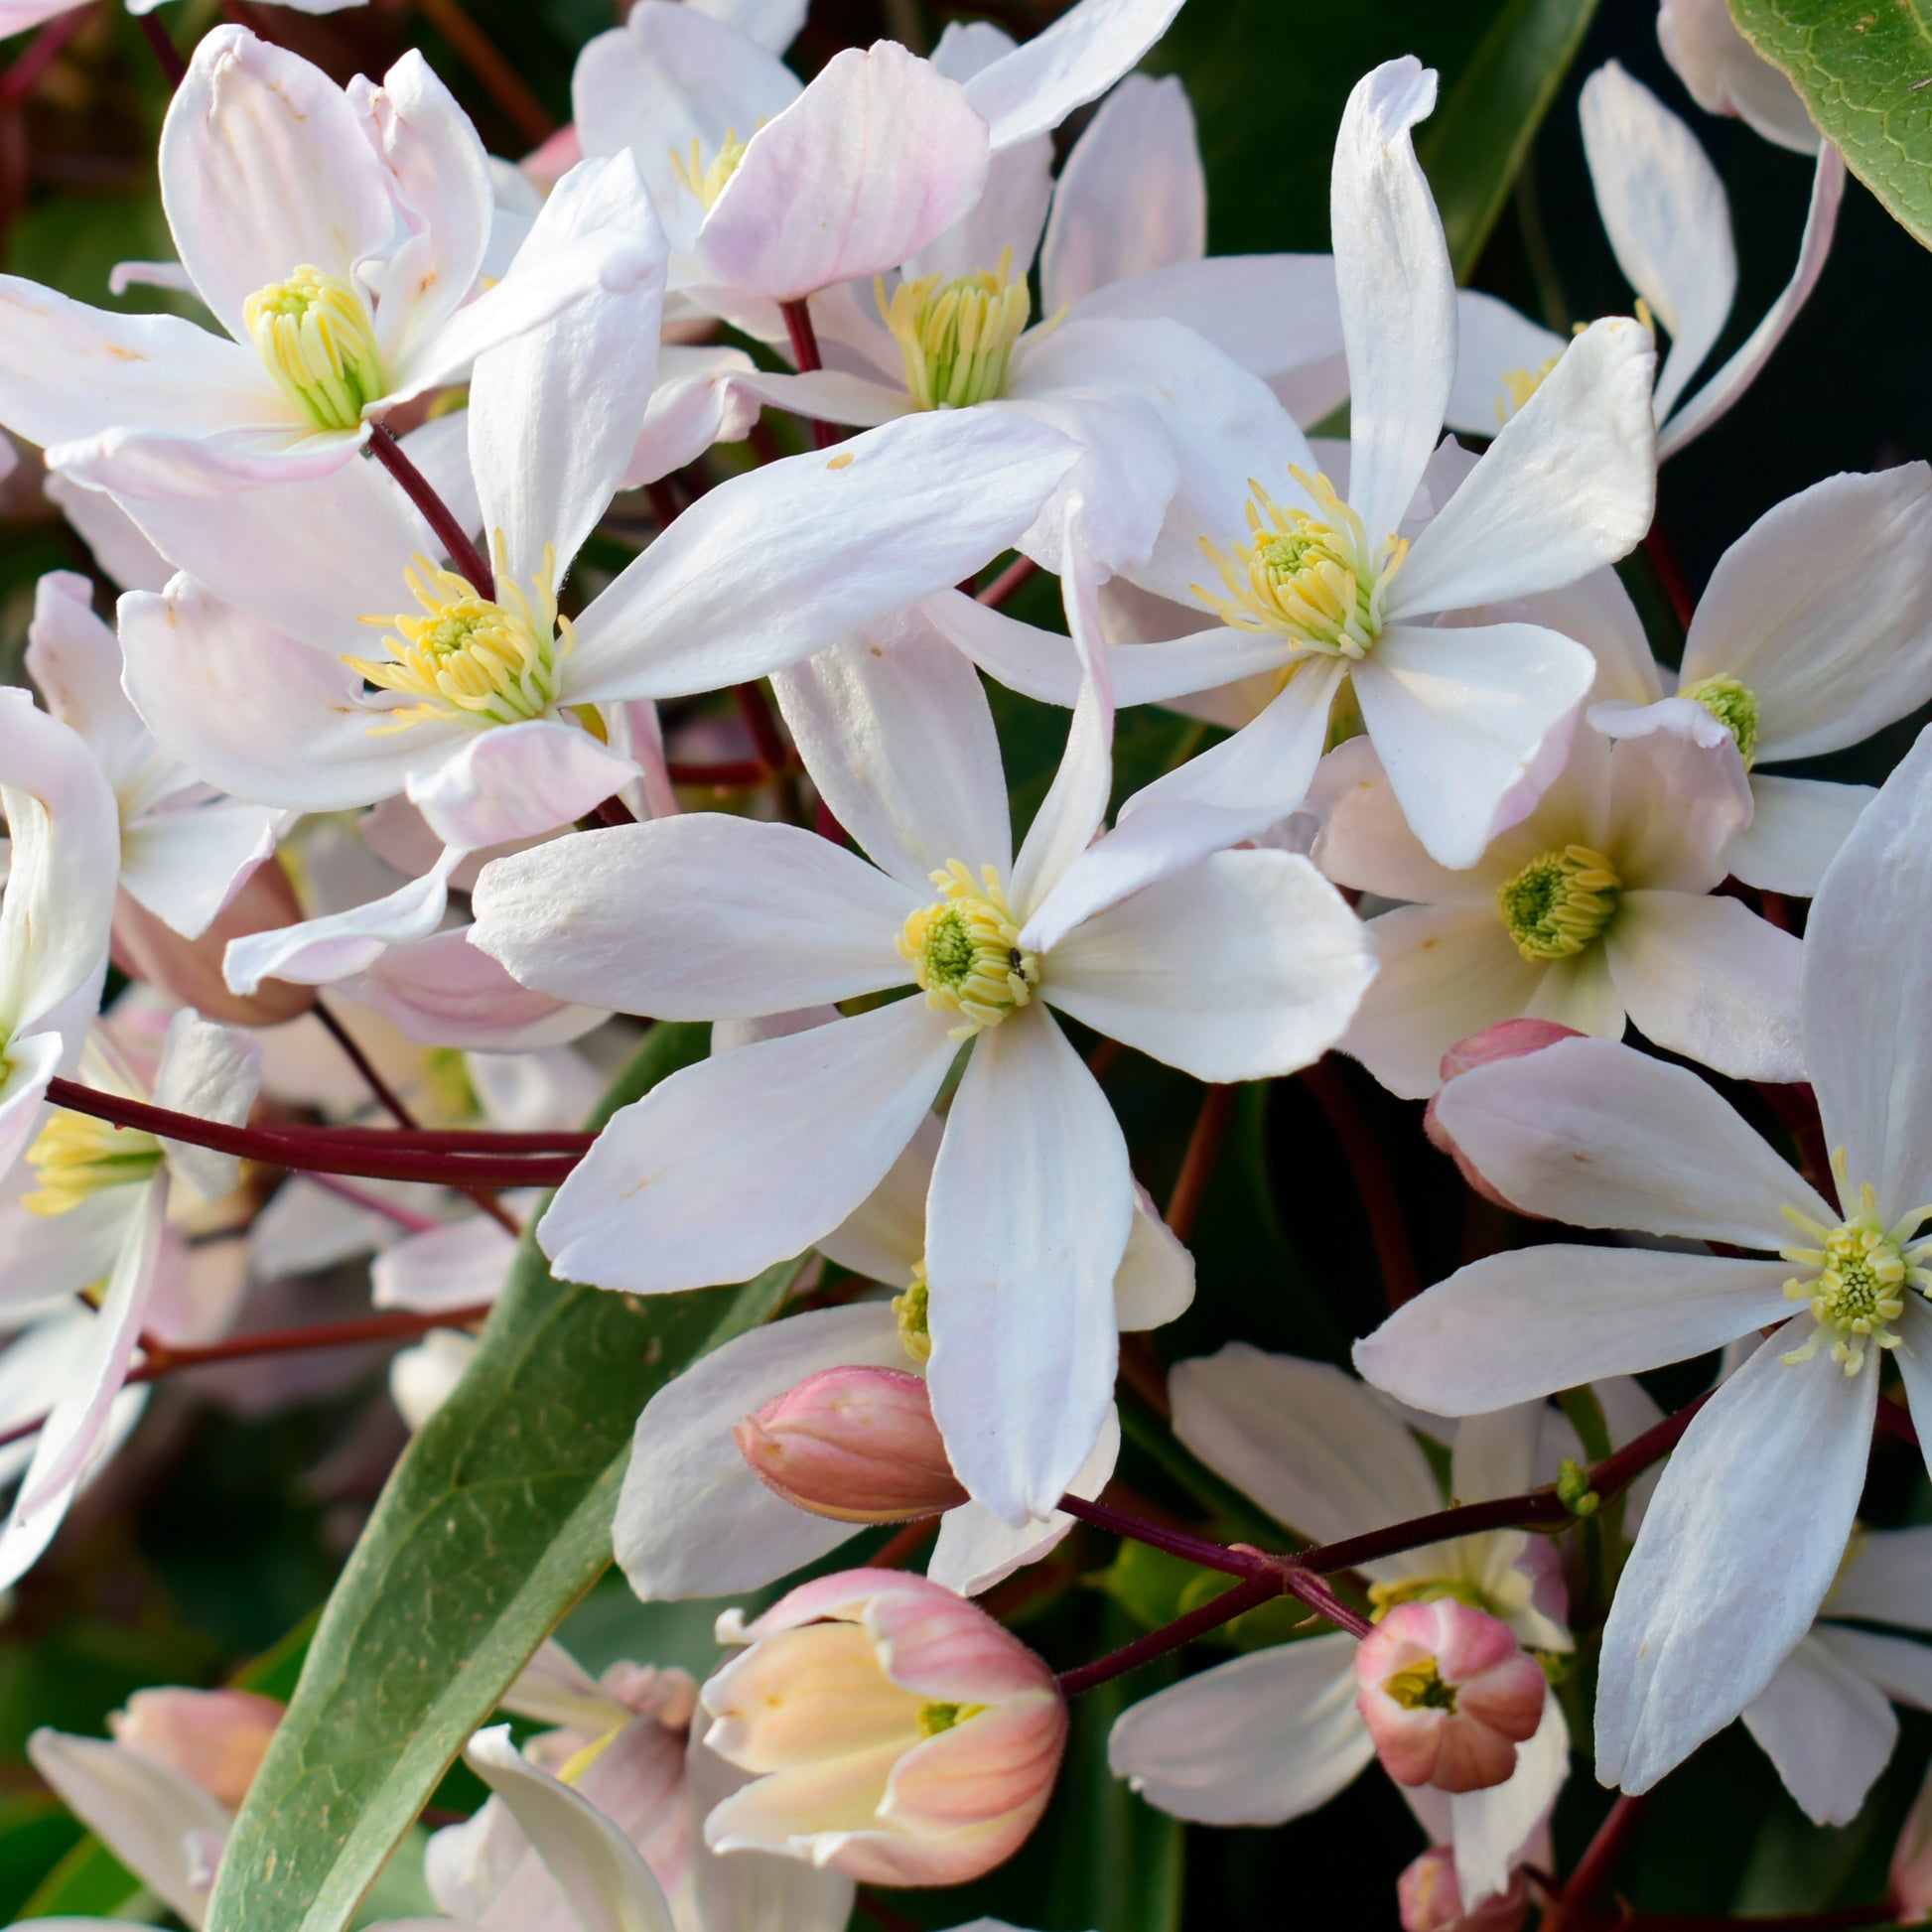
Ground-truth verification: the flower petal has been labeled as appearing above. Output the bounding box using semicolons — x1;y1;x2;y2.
1445;290;1568;438
152;1009;261;1202
352;927;606;1052
1595;1328;1873;1794
406;721;642;851
1741;1635;1897;1828
370;1214;516;1313
1447;1692;1568;1904
538;997;955;1294
119;804;280;943
962;0;1186;149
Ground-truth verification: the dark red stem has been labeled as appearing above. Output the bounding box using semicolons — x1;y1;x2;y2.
1057;1572;1283;1696
976;554;1038;609
668;758;778;788
368;423;493;598
2;5;94;105
777;299;840;450
1301;1058;1421;1311
1165;1084;1233;1244
1058;1492;1262;1580
1543;1793;1649;1932
316;1001;419;1130
136;13;189;90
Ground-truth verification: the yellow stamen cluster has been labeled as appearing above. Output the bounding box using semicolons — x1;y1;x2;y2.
1781;1152;1932;1375
1192;468;1407;657
24;1110;163;1216
918;1700;985;1736
347;535;573;734
1366;1576;1489;1622
1497;353;1563;422
1680;673;1760;768
1382;1658;1457;1712
669;127;752;211
1496;845;1621;963
898;861;1039;1038
878;247;1039;411
895;1263;931;1364
244;266;385;433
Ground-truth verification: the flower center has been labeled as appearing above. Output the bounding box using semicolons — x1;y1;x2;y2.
1496;845;1621;963
669;127;751;211
877;247;1039;411
1382;1659;1457;1713
1192;468;1407;657
346;536;574;734
917;1700;984;1736
24;1110;163;1216
897;861;1039;1038
895;1265;931;1364
1679;673;1759;768
243;267;385;433
1780;1154;1932;1375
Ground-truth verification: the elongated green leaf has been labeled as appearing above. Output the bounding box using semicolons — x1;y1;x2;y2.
207;1023;801;1932
1731;0;1932;246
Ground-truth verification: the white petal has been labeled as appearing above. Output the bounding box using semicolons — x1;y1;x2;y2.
1445;290;1568;438
1448;1693;1568;1904
152;1009;261;1202
1590;699;1752;891
1171;1342;1442;1547
1307;732;1485;902
1332;59;1452;551
1801;722;1932;1216
1580;64;1734;421
614;1303;905;1600
538;998;955;1294
371;1215;515;1313
1353;621;1595;872
1114;1188;1195;1330
925;1004;1131;1522
1045;849;1373;1083
1678;465;1932;762
119;803;280;943
1816;1623;1932;1712
471;817;914;1019
26;571;158;799
1393;320;1658;621
406;722;641;850
962;0;1186;149
815;1114;940;1287
1658;0;1821;153
44;475;173;594
1514;564;1665;705
1107;1634;1372;1824
567;410;1076;701
623;342;761;486
1429;1033;1830;1238
1742;1636;1897;1827
1596;1329;1873;1794
770;612;1011;894
906;126;1053;287
1355;1247;1793;1416
350;927;607;1052
1823;1522;1932;1630
1604;891;1804;1081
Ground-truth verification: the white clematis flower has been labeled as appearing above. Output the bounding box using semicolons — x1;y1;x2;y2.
0;30;654;504
1;0;361;33
1591;465;1932;897
1658;0;1824;154
470;576;1373;1524
1450;63;1844;461
1106;1345;1572;1909
1308;707;1804;1097
1355;726;1932;1791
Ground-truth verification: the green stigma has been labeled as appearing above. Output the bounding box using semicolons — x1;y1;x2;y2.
895;1267;931;1365
1496;845;1621;963
917;1700;984;1736
1382;1660;1457;1713
1680;674;1759;768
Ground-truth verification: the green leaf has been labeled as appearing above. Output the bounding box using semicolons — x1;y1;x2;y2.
14;1832;143;1923
207;1023;803;1932
1729;0;1932;248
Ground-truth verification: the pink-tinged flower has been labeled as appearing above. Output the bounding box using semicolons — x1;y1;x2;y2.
1354;1600;1546;1795
701;1569;1066;1885
736;1365;970;1524
1424;1022;1584;1209
1892;1752;1932;1922
1399;1845;1531;1932
110;1688;283;1811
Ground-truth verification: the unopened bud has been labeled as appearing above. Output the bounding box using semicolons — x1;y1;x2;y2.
1424;1021;1584;1211
1354;1599;1545;1794
734;1364;968;1523
1399;1846;1530;1932
109;1687;283;1809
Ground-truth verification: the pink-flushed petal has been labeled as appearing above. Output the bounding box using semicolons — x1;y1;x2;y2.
699;44;989;302
406;722;641;850
26;571;161;807
1802;720;1932;1220
118;801;280;943
770;610;1012;895
371;1213;515;1312
351;926;606;1052
1353;621;1595;872
1595;1328;1874;1794
537;997;956;1295
963;0;1185;150
925;1005;1131;1524
44;474;173;595
152;1008;261;1202
161;26;398;344
1039;74;1202;313
1428;1034;1831;1238
876;1698;1064;1859
1509;563;1665;706
1445;289;1568;438
1392;319;1658;622
1741;1636;1897;1829
1307;734;1495;904
1604;891;1804;1081
705;364;909;431
1658;0;1821;153
567;408;1077;702
1587;698;1752;892
1045;850;1373;1083
470;816;915;1020
1354;1246;1793;1417
1658;144;1844;459
622;343;762;488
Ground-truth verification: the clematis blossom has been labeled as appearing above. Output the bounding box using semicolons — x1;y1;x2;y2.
1354;722;1932;1794
1450;64;1843;460
469;578;1372;1523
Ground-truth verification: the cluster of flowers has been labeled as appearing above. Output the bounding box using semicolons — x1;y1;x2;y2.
0;0;1928;1925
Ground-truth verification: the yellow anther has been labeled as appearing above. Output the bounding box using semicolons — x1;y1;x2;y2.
24;1110;163;1216
669;128;751;211
1498;353;1563;423
1496;845;1621;963
1382;1658;1457;1712
244;267;385;432
897;861;1038;1038
895;1264;931;1364
1191;467;1406;656
1780;1154;1932;1375
877;246;1042;411
1680;674;1759;768
347;533;573;734
1366;1576;1489;1623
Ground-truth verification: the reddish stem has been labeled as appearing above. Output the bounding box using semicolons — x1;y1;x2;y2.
1166;1084;1233;1243
777;299;840;450
1057;1492;1262;1580
416;0;557;147
813;794;848;846
136;12;188;89
1057;1572;1283;1696
645;480;681;532
273;1124;595;1154
1543;1793;1648;1932
976;553;1038;609
317;1001;419;1130
367;424;493;597
303;1172;442;1233
732;681;790;775
1878;1393;1919;1449
868;1517;939;1571
1;5;93;106
1301;1057;1421;1311
667;758;776;788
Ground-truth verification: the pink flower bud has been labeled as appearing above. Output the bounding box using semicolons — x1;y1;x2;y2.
1424;1021;1584;1211
1399;1847;1530;1932
700;1568;1067;1886
734;1365;969;1524
109;1688;283;1810
1892;1754;1932;1921
1354;1600;1546;1795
